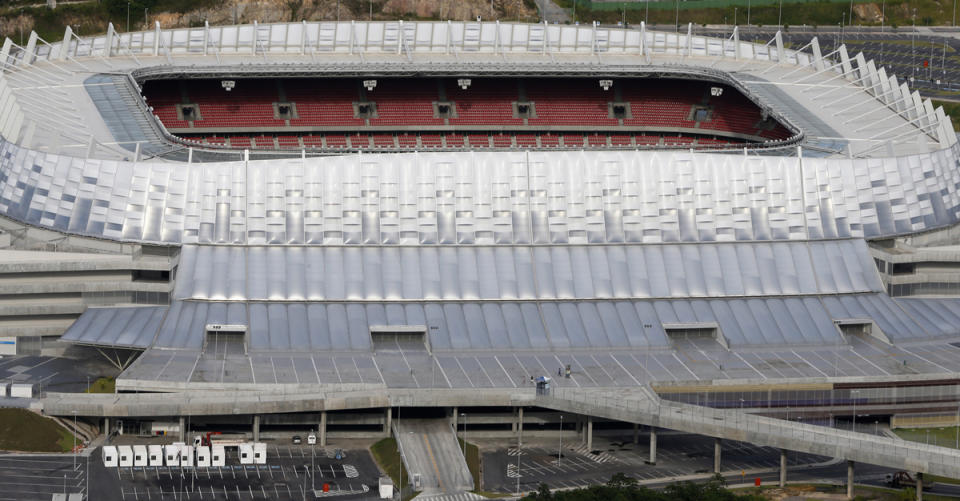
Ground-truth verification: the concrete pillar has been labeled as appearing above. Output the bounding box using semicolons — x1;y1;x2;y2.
632;423;639;445
452;406;458;430
384;408;391;437
586;416;593;452
779;449;787;487
252;415;260;442
846;460;854;500
319;411;327;446
647;428;657;465
178;417;185;442
511;408;518;433
516;407;524;448
916;473;923;501
713;438;722;474
103;417;110;436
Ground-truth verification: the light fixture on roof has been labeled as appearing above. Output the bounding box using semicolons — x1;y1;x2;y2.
457;78;472;90
599;79;613;91
221;80;236;92
363;79;378;91
710;86;723;96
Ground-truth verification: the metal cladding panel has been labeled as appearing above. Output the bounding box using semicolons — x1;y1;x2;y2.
139;292;957;352
175;240;883;302
895;298;960;337
60;306;166;348
821;294;930;342
2;143;959;245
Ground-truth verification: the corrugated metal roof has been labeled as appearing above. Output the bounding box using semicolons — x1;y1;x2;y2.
59;306;167;348
151;295;928;351
174;239;884;302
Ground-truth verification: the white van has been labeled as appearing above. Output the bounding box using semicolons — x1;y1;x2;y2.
196;445;210;467
211;444;226;467
133;445;148;467
101;445;118;467
253;442;266;465
148;445;163;466
180;445;194;467
117;445;133;467
164;444;180;467
238;443;254;465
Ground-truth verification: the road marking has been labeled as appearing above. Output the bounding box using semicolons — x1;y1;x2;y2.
422;433;445;492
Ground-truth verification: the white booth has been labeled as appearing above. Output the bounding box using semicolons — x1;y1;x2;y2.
211;444;226;467
180;445;194;467
117;445;133;467
148;445;163;466
164;444;180;466
101;445;118;467
238;443;254;465
133;445;147;467
196;445;210;467
253;443;266;464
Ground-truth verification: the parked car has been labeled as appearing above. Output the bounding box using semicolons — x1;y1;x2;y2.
292;435;302;445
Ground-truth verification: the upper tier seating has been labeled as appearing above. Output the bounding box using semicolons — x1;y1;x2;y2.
145;78;792;150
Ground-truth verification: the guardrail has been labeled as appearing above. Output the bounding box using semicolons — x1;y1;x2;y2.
539;387;960;478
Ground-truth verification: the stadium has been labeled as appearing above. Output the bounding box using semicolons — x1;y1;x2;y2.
2;19;960;499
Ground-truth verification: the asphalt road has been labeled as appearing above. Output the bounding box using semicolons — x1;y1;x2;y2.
483;431;827;493
87;445;380;501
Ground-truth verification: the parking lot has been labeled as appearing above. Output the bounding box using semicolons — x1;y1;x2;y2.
0;455;87;501
89;445;380;501
483;432;827;493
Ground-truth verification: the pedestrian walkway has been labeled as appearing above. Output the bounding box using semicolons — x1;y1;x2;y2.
419;492;486;501
538;387;960;479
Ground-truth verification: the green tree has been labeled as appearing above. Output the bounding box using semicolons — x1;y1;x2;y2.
607;472;639;490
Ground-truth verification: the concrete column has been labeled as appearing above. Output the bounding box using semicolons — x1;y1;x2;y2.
846;460;854;500
178;417;185;442
586;416;593;452
511;408;518;433
779;449;787;487
103;418;110;436
647;428;657;465
252;415;260;442
632;423;639;445
452;406;458;430
384;408;391;437
713;438;722;474
916;473;923;501
319;411;327;446
517;407;524;448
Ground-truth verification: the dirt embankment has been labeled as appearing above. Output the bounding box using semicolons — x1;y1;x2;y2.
150;0;536;31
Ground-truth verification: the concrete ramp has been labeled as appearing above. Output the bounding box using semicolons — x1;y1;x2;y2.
394;418;474;496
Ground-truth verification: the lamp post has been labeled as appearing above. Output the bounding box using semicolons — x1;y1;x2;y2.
778;0;783;30
72;410;77;470
516;440;521;496
558;415;563;466
747;0;751;26
461;413;467;459
851;390;859;433
127;1;130;32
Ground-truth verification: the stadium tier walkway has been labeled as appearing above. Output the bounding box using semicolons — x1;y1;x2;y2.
537;387;960;480
394;418;474;496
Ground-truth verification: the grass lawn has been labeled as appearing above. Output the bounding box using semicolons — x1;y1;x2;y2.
893;426;960;449
370;437;418;500
933;100;960;131
455;438;481;490
86;377;115;393
0;408;77;452
734;482;957;500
